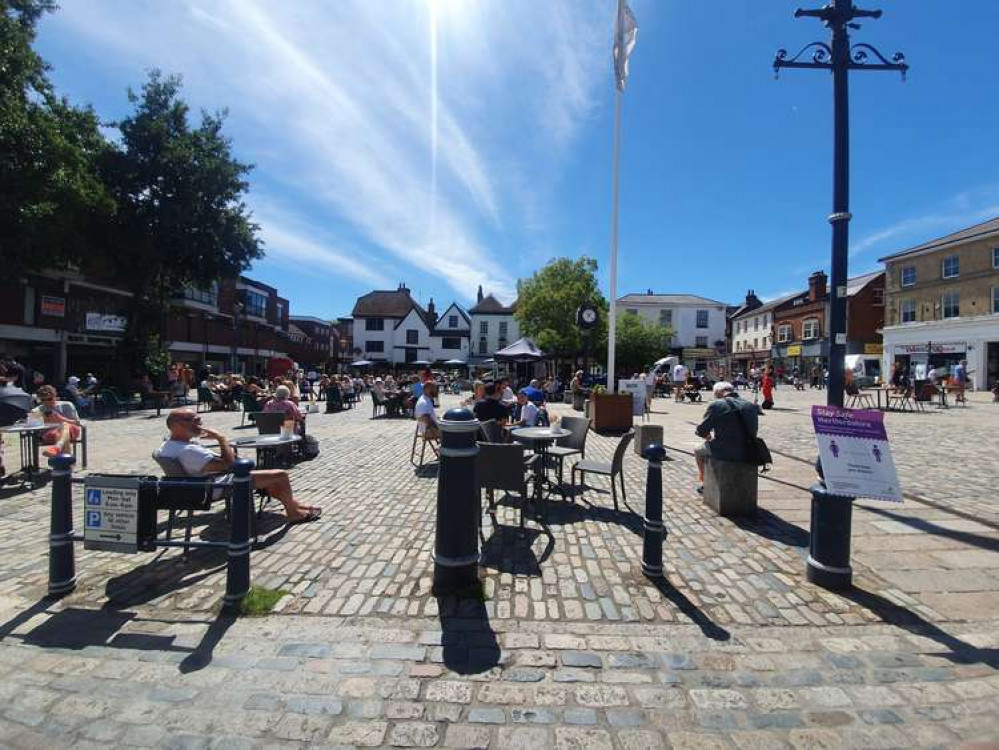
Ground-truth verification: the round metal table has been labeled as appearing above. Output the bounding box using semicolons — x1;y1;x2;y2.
1;422;55;484
510;426;571;506
231;434;301;469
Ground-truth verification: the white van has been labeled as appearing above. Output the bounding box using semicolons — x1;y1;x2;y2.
844;354;882;388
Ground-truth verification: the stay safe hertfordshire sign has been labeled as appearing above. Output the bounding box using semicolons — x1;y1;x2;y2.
811;405;902;502
84;476;141;553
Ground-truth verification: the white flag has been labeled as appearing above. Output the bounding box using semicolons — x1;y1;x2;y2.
613;0;638;92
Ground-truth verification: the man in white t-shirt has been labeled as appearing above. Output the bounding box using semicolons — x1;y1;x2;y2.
672;363;687;383
414;382;440;439
515;390;539;427
153;409;321;524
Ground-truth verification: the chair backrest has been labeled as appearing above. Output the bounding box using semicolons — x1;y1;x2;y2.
611;431;634;474
254;411;285;435
152;452;189;477
0;402;28;428
241;392;259;412
558;416;590;451
844;383;859;396
475;442;526;493
478;419;504;443
99;389;120;407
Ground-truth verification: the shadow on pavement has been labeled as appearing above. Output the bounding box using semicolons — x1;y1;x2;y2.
844;586;999;669
479;523;552;577
436;595;501;676
861;505;999;553
4;603;237;673
733;508;809;549
648;577;731;642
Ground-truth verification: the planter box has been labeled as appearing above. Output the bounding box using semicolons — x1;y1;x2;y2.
591;393;633;432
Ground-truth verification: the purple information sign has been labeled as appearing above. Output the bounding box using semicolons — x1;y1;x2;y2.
811;405;901;502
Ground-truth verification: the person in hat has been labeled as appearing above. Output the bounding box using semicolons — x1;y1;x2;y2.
64;376;92;414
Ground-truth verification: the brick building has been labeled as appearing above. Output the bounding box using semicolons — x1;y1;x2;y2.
770;270;884;375
287;315;335;370
0;270;313;383
163;276;290;376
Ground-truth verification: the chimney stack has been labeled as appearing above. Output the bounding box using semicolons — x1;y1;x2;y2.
427;298;436;322
745;289;761;308
808;271;827;302
477;285;484;303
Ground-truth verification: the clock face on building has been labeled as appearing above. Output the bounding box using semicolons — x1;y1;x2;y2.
578;304;598;329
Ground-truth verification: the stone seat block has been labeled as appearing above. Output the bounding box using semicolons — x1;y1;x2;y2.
702;456;758;517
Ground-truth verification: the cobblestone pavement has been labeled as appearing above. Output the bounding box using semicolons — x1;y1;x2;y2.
0;389;996;747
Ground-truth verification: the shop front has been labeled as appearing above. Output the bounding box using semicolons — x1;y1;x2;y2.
882;316;998;391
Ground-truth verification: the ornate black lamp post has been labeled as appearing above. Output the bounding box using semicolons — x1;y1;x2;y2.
774;1;906;589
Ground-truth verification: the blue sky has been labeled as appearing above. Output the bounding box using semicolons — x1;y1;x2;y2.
36;1;999;318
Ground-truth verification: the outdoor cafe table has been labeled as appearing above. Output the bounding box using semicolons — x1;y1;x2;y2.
510;426;571;506
231;434;301;469
1;422;53;483
859;387;890;411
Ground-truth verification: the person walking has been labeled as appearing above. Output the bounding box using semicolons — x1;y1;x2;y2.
761;367;775;410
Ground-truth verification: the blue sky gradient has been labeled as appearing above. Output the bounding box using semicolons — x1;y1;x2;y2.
36;1;999;318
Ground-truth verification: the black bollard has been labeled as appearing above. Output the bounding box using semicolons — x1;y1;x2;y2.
224;458;255;608
806;483;854;590
48;453;77;598
433;408;480;595
641;443;667;579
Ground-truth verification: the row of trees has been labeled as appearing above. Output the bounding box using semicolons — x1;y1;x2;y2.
514;257;673;377
1;1;262;380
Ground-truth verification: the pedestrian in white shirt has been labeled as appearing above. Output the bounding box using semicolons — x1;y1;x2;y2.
516;390;539;427
414;382;440;438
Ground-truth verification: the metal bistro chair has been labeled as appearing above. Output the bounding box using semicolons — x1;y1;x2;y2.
571;430;633;512
240;393;261;426
845;383;875;409
410;422;440;468
152;453;234;557
547;415;590;492
478;419;506;444
476;442;536;532
887;386;916;413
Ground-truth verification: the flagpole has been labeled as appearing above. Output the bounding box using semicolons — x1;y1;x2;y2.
607;87;621;393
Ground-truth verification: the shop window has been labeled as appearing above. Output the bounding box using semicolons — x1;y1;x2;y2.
942;291;960;319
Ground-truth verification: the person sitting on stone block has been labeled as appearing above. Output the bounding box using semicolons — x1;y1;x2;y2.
693;381;758;495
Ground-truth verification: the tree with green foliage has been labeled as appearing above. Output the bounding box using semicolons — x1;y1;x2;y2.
615;311;673;376
514;257;608;371
0;0;112;281
100;70;263;378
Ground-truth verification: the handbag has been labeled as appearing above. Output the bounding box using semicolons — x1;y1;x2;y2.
730;401;772;472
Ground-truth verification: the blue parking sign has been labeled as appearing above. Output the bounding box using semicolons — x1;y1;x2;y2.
86;489;102;506
86;510;101;528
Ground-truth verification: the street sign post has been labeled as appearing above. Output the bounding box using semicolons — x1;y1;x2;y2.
83;476;142;553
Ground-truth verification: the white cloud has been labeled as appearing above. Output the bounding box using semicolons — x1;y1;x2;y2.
850;185;999;257
43;0;612;303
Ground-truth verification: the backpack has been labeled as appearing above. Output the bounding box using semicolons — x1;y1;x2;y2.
300;434;320;460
